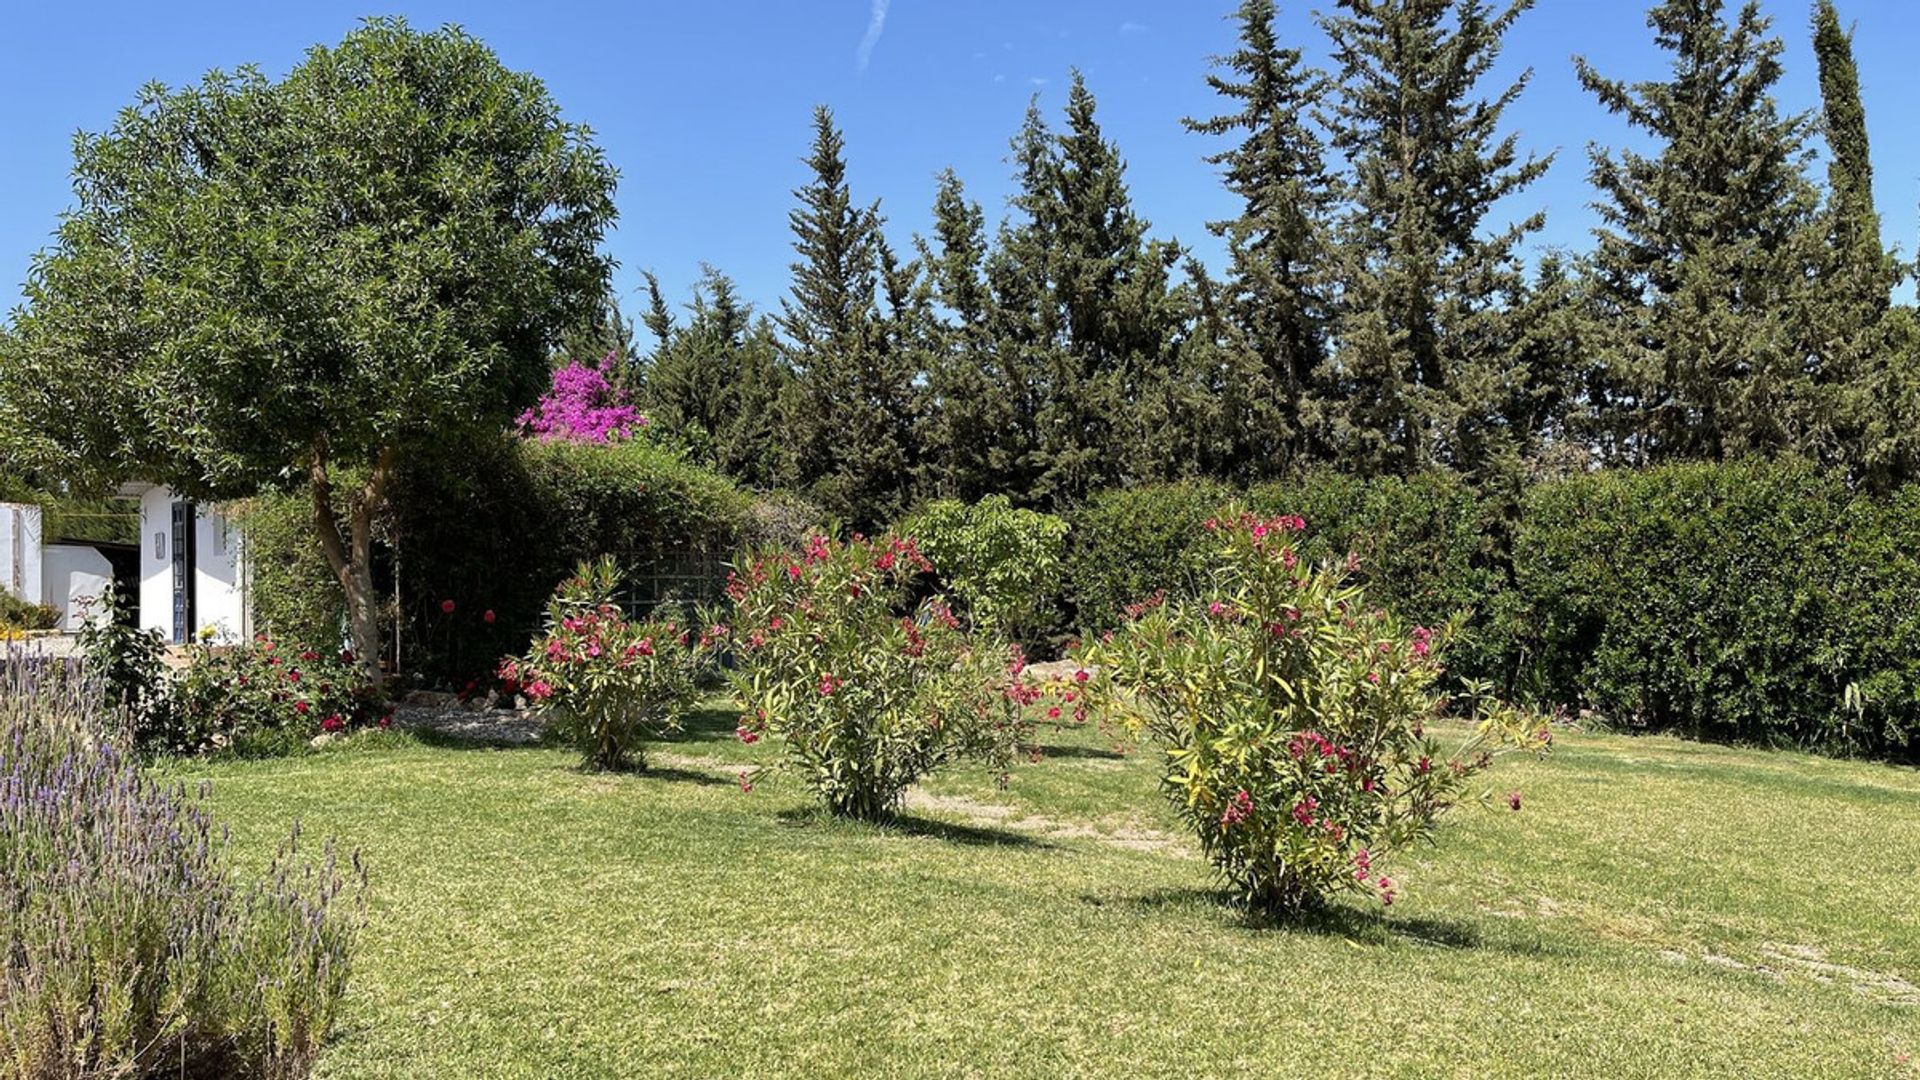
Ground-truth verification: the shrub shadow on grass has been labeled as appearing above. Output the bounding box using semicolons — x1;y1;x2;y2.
772;806;1055;850
1032;742;1129;762
659;705;741;745
1098;886;1518;952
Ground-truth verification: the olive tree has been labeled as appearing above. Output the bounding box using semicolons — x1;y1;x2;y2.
2;18;616;673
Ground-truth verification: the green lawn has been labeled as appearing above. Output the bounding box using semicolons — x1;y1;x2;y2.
170;704;1920;1078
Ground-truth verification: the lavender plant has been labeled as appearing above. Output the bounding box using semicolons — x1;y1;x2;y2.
0;648;364;1078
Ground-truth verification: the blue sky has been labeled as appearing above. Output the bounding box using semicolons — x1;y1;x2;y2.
3;1;1917;322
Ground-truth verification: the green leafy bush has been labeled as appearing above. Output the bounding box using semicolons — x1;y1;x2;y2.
504;557;712;770
1502;459;1919;758
899;494;1068;648
728;533;1038;820
1073;509;1549;915
235;489;351;649
164;637;391;757
76;581;172;736
0;592;59;631
1063;480;1233;632
1;652;362;1078
391;434;751;684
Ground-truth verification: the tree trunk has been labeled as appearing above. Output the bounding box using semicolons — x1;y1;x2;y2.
310;445;394;681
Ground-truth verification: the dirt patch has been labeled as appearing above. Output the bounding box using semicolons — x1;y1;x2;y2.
906;791;1192;857
1759;943;1920;1006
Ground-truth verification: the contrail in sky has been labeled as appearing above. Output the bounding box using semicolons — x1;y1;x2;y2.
857;0;890;72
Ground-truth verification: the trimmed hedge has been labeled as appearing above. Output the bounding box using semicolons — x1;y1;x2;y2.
1062;480;1232;633
1501;459;1919;759
1065;473;1499;677
390;435;751;683
242;435;752;685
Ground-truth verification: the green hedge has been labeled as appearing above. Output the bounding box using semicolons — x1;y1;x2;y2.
1064;473;1499;675
1062;480;1233;633
1501;459;1919;758
235;490;350;649
242;436;752;685
390;435;751;683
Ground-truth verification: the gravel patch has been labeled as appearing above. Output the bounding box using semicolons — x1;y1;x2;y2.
392;702;545;745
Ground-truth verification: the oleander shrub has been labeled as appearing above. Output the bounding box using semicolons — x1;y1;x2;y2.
162;637;391;757
504;557;713;771
1063;480;1233;632
1502;459;1920;758
727;533;1039;820
1071;510;1550;916
0;650;363;1078
898;494;1068;649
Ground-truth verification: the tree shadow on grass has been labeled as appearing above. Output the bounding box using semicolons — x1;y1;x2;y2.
772;806;1056;850
1094;885;1528;953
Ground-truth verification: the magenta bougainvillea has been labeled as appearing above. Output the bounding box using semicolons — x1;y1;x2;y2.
516;352;647;443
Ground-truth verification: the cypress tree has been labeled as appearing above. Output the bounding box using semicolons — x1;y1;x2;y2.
1577;0;1823;463
987;77;1184;506
1804;0;1910;487
777;106;922;526
1182;0;1335;480
1315;0;1552;481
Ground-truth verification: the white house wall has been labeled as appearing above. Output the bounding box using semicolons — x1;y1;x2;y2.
135;486;249;643
0;503;43;609
41;544;112;631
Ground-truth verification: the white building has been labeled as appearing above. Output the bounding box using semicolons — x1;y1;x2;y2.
1;502;44;617
129;485;252;644
0;488;250;642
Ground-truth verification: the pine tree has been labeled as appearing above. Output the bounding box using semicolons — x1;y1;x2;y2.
1315;0;1552;481
777;106;922;526
637;267;789;489
985;77;1184;506
1578;0;1825;463
917;169;1021;500
1182;0;1335;480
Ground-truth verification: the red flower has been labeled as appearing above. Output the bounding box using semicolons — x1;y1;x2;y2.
294;701;311;715
1507;790;1523;812
440;599;456;614
525;680;554;700
377;715;392;730
321;714;344;733
736;723;760;745
483;609;497;625
1219;788;1254;828
737;770;754;793
299;650;320;662
287;670;302;684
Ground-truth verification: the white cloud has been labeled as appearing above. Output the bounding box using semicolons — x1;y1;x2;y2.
1120;21;1150;34
856;0;890;73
